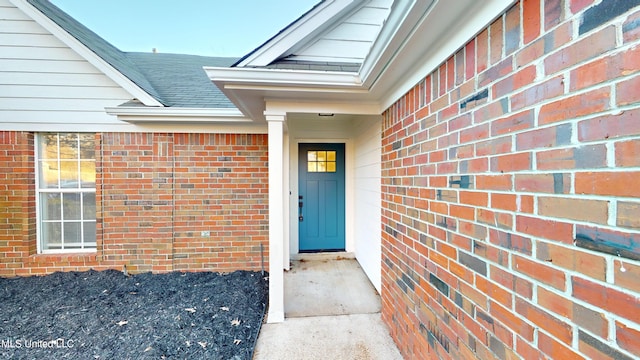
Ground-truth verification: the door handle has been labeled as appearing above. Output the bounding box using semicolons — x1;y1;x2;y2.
298;195;303;221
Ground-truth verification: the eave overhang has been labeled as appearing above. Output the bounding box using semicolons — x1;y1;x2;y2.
207;0;516;120
104;106;251;124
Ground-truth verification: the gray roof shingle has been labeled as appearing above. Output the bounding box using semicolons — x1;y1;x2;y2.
27;0;237;108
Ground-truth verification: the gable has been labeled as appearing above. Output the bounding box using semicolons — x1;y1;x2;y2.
283;0;393;64
0;0;135;127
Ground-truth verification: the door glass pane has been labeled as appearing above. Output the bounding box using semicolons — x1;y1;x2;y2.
307;151;317;161
308;162;317;172
317;162;327;172
327;151;336;161
317;151;326;162
58;133;78;160
63;193;81;220
327;162;336;172
41;193;61;220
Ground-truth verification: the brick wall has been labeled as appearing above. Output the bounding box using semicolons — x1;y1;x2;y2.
381;0;640;359
0;132;268;276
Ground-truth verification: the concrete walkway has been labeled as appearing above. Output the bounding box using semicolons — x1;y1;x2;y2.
253;254;403;360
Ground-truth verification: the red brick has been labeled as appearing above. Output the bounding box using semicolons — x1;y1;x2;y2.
476;28;489;73
617;201;640;230
617;74;640;106
515;173;571;194
490;152;532;172
460;123;489;144
579;108;640;142
623;10;640;43
616;139;640;167
537;241;607;281
615;258;640;294
516;22;573;67
539;87;611;125
515;298;573;344
476;135;512;156
465;40;476;80
523;0;541;44
516;215;573;244
538;332;583;360
489;16;504;65
537;144;607;170
516;123;572;151
573;276;640;324
491;110;534;136
544;0;564;30
476;174;513;191
544;25;617;75
493;65;537;99
513;255;566;290
490;300;535;341
538;196;609;225
511;76;564;111
459;191;488;207
617;321;640;356
570;0;595;13
576;171;640;197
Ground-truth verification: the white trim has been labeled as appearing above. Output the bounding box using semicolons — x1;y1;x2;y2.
205;67;362;88
104;106;251;123
236;0;359;67
9;0;163;107
266;113;286;324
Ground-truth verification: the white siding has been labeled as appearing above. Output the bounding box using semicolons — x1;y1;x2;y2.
0;0;134;130
289;0;394;63
353;116;382;292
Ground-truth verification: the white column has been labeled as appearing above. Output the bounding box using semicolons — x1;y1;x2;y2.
283;133;291;271
266;112;285;323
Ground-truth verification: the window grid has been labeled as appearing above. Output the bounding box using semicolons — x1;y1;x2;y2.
307;150;337;173
36;133;96;253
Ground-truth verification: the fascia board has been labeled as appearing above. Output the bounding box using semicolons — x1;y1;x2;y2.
10;0;163;107
237;0;357;67
205;66;363;89
104;106;250;123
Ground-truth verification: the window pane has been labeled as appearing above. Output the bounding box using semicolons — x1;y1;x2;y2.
317;151;326;162
308;162;317;172
317;162;327;172
59;160;79;188
327;162;336;172
83;222;96;245
41;193;61;220
38;134;58;160
63;222;81;247
80;161;96;188
41;222;61;250
63;193;81;220
79;134;95;160
327;151;336;162
83;193;96;219
58;133;78;160
39;160;59;188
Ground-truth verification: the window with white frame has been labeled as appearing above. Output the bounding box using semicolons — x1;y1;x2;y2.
37;133;96;252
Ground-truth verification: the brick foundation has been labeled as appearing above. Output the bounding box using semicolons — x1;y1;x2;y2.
381;0;640;358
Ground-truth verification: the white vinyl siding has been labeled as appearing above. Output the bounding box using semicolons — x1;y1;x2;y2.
289;0;394;63
0;0;133;130
353;117;382;292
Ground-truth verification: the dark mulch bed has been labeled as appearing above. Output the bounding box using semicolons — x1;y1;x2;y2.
0;270;268;359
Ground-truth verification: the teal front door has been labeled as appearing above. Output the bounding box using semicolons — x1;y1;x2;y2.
298;143;345;252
